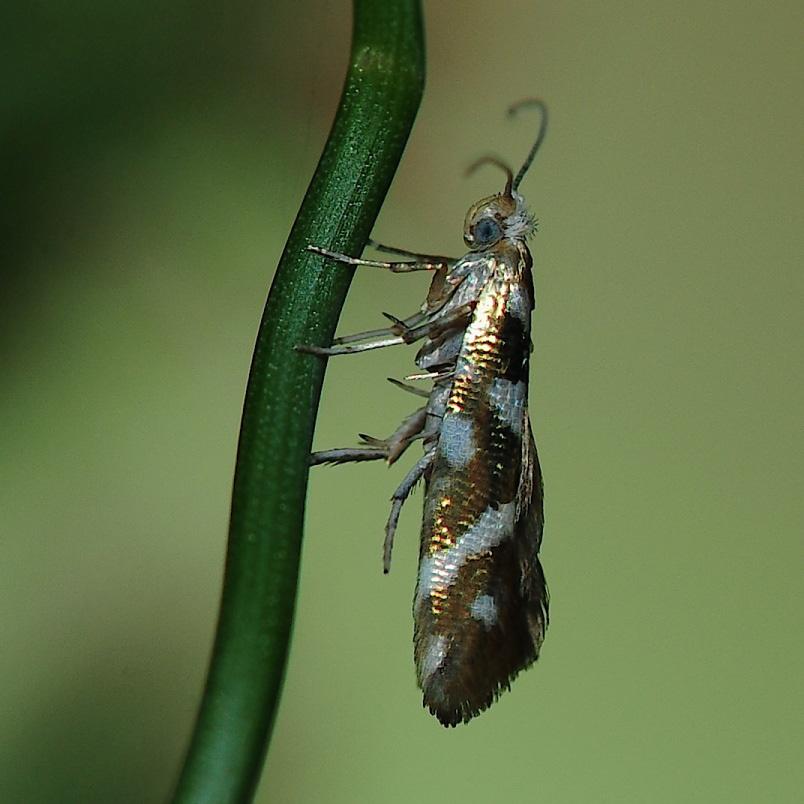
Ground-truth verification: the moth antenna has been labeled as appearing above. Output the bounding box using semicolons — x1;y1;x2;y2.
465;156;514;198
508;98;548;191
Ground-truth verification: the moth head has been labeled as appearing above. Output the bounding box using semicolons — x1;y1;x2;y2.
463;192;517;249
463;164;535;250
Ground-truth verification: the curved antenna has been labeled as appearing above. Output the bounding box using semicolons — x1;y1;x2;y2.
508;99;548;191
465;156;513;198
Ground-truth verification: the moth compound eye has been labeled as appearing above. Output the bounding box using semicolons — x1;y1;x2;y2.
473;217;502;246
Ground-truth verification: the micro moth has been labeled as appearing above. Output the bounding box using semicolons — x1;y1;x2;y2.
301;100;549;726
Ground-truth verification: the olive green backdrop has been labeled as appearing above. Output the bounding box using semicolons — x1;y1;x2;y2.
2;1;801;802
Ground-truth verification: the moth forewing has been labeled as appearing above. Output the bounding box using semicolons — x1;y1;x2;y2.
302;100;550;726
412;239;548;726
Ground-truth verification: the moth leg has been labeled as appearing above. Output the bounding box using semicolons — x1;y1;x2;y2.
311;407;427;467
387;377;430;398
309;447;387;466
308;245;449;274
383;450;434;573
395;302;476;344
405;367;455;382
358;407;427;465
331;312;428;346
296;313;436;358
368;239;457;267
296;305;466;356
296;334;407;357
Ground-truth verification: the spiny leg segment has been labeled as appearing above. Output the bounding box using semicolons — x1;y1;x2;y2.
310;407;427;468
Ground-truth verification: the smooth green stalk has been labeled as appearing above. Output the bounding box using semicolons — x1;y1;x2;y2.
171;2;424;802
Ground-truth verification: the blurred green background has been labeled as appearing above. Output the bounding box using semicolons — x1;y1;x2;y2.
2;1;801;802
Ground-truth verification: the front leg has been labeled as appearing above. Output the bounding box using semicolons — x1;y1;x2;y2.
308;245;450;274
367;239;457;267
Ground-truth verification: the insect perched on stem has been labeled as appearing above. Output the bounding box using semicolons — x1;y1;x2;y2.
300;100;549;726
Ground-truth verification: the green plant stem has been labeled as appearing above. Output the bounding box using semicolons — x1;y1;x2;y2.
171;2;424;802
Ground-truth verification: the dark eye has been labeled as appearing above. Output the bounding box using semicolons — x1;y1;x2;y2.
473;217;502;246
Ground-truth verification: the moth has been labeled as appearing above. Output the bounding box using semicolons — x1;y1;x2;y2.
301;100;549;726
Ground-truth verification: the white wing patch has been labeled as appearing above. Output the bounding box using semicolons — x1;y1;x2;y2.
438;413;477;468
417;500;517;597
470;594;499;628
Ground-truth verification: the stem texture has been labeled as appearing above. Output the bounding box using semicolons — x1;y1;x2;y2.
172;2;424;801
